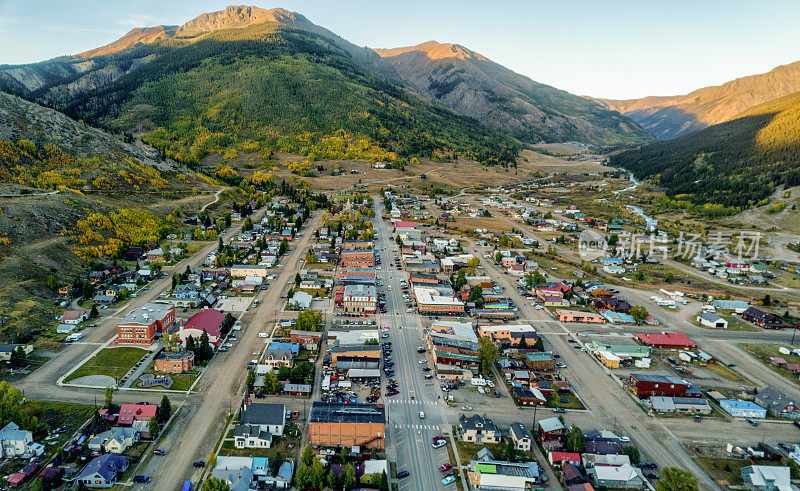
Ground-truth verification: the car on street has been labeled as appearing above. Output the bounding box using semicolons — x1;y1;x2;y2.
424;374;433;379
421;367;431;372
553;407;565;413
747;418;759;427
619;436;630;442
442;476;456;486
193;461;206;468
419;411;425;419
461;405;472;411
397;470;410;479
153;449;166;456
133;476;151;483
418;359;427;364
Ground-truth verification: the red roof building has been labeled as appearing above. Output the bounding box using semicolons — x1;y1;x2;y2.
117;403;158;426
395;221;417;229
635;332;696;349
179;308;226;347
548;452;581;466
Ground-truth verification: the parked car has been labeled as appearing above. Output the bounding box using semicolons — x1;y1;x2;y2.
133;476;151;483
397;470;410;479
442;476;456;486
193;461;206;468
153;449;166;456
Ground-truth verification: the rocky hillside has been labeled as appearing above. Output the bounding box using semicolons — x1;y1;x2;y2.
374;40;652;146
597;59;800;140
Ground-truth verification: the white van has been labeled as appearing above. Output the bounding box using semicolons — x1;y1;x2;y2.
419;411;425;419
470;377;487;386
258;332;268;338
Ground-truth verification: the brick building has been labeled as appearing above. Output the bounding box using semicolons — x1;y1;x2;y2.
154;350;194;373
116;303;175;345
308;402;385;449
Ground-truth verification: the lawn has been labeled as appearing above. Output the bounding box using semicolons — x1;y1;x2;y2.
695;457;747;486
546;393;585;410
64;347;149;383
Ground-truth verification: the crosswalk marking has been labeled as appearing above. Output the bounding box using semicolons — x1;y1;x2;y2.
385;399;439;406
391;423;441;431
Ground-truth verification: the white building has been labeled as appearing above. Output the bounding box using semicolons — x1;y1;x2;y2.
0;422;32;458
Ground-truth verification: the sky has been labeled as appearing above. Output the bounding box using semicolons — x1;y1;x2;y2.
1;0;800;99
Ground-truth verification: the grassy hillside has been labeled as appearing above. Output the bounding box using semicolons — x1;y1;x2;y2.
23;23;518;167
610;91;800;209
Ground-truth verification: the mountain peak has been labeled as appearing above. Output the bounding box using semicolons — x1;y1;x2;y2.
176;5;310;37
373;40;489;62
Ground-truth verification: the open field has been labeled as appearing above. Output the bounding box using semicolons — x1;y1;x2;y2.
694;457;747;487
64;346;149;383
739;343;800;383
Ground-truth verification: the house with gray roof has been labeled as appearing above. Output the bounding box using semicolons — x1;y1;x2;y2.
76;454;129;488
755;386;800;419
509;422;533;451
240;402;285;436
234;424;273;448
458;414;500;444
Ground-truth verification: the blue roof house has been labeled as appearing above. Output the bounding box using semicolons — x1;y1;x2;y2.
720;399;767;419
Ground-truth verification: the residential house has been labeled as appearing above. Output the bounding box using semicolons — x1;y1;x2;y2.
525;352;556;371
117;403;158;426
240;402;286;436
0;344;33;363
588;464;645;489
459;414;501;444
537;417;565;441
741;465;793;491
755;386;800;419
102;427;138;454
509;422;532;451
60;310;88;324
512;387;547;406
0;422;32;458
262;349;293;370
76;454;129;488
233;425;273;449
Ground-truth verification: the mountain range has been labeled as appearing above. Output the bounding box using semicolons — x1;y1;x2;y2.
610;90;800;208
596;60;800;140
0;5;651;169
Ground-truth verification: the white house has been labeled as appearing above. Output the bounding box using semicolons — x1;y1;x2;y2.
0;422;32;458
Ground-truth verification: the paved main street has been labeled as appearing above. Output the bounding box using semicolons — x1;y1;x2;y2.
373;200;452;491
